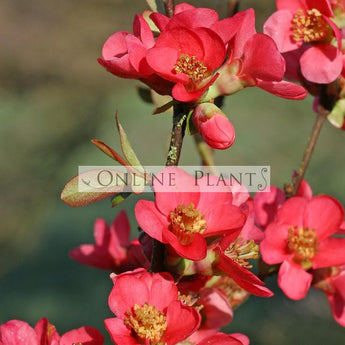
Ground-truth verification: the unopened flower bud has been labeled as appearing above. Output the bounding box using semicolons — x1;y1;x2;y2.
192;103;235;150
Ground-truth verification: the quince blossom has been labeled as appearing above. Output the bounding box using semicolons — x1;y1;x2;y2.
105;268;200;345
135;167;246;261
0;318;104;345
264;0;343;83
70;211;149;272
260;195;345;300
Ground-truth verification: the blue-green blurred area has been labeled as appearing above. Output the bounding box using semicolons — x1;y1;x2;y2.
0;0;344;344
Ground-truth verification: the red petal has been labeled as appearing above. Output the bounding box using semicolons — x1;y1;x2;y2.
276;0;308;12
304;195;344;239
306;0;334;17
104;318;138;345
300;44;343;84
242;33;285;81
133;15;154;48
60;327;103;345
197;333;244;345
263;10;299;53
111;210;130;247
278;260;312;300
0;320;38;345
146;47;188;83
163;301;201;345
166;8;219;30
256;80;307;100
108;270;151;317
153;167;200;215
164;231;207;261
313;237;345;268
135;200;168;243
260;222;290;265
276;196;308;227
150;12;170;31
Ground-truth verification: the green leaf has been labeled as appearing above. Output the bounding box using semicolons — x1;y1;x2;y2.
186;109;197;135
327;99;345;128
61;169;129;207
91;139;129;166
146;0;166;13
115;113;144;170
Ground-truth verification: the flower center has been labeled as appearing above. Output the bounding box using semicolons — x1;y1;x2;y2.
124;303;167;344
169;203;207;245
225;238;259;268
174;54;211;83
287;226;319;269
291;9;332;43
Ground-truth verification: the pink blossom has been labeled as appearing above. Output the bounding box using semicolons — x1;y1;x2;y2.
264;0;343;83
0;319;103;345
261;195;345;300
135;167;246;261
70;211;149;272
105;268;201;345
212;9;307;100
313;266;345;327
192;103;235;150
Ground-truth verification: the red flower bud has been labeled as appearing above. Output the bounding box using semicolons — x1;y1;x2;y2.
193;103;235;150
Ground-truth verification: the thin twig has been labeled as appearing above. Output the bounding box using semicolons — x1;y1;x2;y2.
150;103;187;272
165;0;175;18
228;0;240;17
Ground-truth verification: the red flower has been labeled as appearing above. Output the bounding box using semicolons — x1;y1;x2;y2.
213;231;273;298
135;167;246;261
264;0;343;83
261;195;345;300
314;265;345;327
192;103;235;150
211;9;307;100
105;268;201;345
0;319;103;345
70;211;149;272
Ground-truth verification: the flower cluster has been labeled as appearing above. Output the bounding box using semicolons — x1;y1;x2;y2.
98;3;307;150
7;1;344;345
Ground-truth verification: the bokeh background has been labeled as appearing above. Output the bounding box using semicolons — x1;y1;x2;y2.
1;0;345;344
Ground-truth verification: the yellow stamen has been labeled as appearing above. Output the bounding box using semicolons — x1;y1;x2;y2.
225;238;259;269
169;203;207;245
287;226;319;269
124;303;167;343
174;54;211;83
292;9;332;43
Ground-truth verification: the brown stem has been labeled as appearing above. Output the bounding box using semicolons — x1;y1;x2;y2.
291;108;327;196
150;103;187;272
228;0;240;17
165;0;175;18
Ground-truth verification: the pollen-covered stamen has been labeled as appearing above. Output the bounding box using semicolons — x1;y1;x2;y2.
178;292;203;311
124;303;167;343
292;8;332;43
225;238;259;269
169;203;207;245
287;226;319;268
174;54;211;83
72;343;83;345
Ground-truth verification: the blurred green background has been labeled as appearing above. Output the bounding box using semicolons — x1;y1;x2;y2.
1;0;344;344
